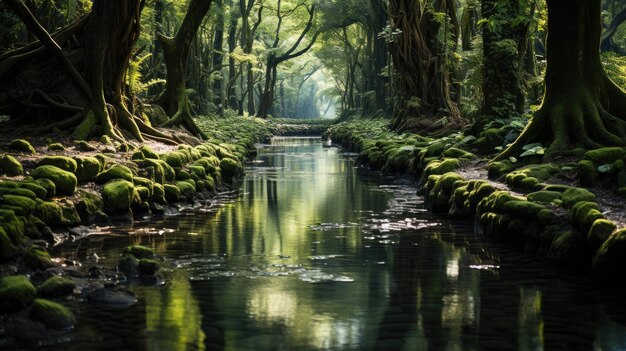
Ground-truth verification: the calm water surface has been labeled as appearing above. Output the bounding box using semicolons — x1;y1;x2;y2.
43;137;626;351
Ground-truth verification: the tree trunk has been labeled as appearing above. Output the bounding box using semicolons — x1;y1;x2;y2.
212;0;225;115
157;0;213;138
369;0;388;113
497;0;626;160
227;0;240;111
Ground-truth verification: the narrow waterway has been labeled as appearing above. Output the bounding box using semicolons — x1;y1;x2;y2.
47;137;626;351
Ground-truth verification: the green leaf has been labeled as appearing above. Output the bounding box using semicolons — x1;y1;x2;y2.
522;143;543;151
509;157;518;163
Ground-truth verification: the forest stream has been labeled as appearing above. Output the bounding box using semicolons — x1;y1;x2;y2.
29;137;626;351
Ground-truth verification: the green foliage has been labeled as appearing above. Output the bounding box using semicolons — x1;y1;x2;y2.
602;52;626;89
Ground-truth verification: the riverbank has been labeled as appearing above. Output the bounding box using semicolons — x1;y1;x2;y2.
324;118;626;283
0;116;284;340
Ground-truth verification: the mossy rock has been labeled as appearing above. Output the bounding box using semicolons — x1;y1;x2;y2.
35;178;55;198
133;177;154;196
502;200;553;221
527;191;561;204
152;183;166;204
0;186;37;201
38;275;75;298
116;143;131;153
0;155;24;176
584;147;626;165
95;164;134;184
131;150;145;161
1;195;36;216
593;229;626;281
37;156;77;173
425;158;462;176
136;159;175;184
9;139;36;154
102;179;139;215
164;184;181;203
443;147;476;160
548;230;587;267
176;181;196;202
587;219;616;255
61;204;81;227
220;158;243;183
47;143;65;151
34;200;68;227
571;201;604;234
163;151;186;168
505;164;559;187
139;145;159;159
561;187;596;208
0;226;17;261
22;245;53;270
0;209;25;245
175;169;192;181
29;299;76;329
74;189;107;225
138;259;160;276
19;182;47;199
123;245;155;259
0;181;19;188
74;140;97;151
577;160;598;187
0;275;37;312
188;165;207;179
74;156;102;182
204;176;216;192
135;186;150;203
31;165;77;196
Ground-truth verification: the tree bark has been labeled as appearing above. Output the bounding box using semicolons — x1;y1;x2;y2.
497;0;626;160
600;6;626;54
157;0;213;138
212;0;225;115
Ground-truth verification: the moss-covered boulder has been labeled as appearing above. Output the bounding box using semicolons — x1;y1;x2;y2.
584;147;626;165
135;186;150;203
0;275;37;312
0;209;25;245
175;169;192;181
9;139;36;154
95;164;134;184
593;229;626;281
123;245;155;259
0;227;17;261
0;155;24;176
47;143;65;151
1;194;37;216
29;299;76;328
176;181;196;202
38;275;75;298
577;160;598;187
102;179;139;215
548;230;587;267
136;159;175;184
527;191;562;204
0;186;36;200
424;158;462;177
74;156;102;182
587;219;616;255
163;151;186;168
219;157;243;183
19;182;47;199
35;178;55;198
131;150;145;161
37;156;77;173
31;165;77;196
561;187;596;208
22;245;54;270
34;200;68;227
164;184;181;203
139;145;159;159
138;259;160;276
488;160;515;179
152;183;166;204
571;201;604;234
74;189;107;224
74;140;97;151
133;177;154;196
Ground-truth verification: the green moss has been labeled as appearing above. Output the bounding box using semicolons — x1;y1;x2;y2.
139;145;159;159
34;200;68;227
0;155;24;176
467;181;497;210
0;187;37;200
176;169;191;181
593;229;626;280
587;219;616;254
95;164;134;184
0;181;18;188
74;140;97;151
527;191;562;204
9;139;36;154
0;275;37;312
0;227;17;261
577;160;598;187
131;150;145;161
35;178;55;198
133;177;153;196
561;187;596;207
102;179;139;215
61;204;81;227
100;135;112;145
138;258;160;275
19;182;47;199
163;151;186;168
152;183;166;204
37;156;77;173
22;245;54;270
135;186;150;203
571;201;604;234
443;147;476;160
38;275;75;298
188;165;207;179
0;209;25;245
519;176;542;191
47;143;65;151
176;181;196;202
584;147;626;165
220;157;243;183
137;159;175;184
31;165;77;196
505;164;559;187
29;299;75;329
116;143;131;153
204;176;216;192
1;195;36;216
74;156;102;182
123;245;154;259
503;200;552;221
164;184;181;203
425;158;462;177
74;189;106;224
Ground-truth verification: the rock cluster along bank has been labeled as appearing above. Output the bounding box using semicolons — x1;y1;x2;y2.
325;118;626;283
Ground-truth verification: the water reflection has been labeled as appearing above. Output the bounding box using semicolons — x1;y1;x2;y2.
45;137;626;351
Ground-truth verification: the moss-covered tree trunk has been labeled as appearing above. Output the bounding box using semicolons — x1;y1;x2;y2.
497;0;626;160
157;0;213;138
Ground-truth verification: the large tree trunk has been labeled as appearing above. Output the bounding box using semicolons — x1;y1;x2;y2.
388;0;463;133
226;0;240;111
157;0;213;138
212;0;225;115
497;0;626;160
